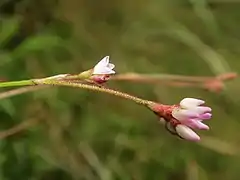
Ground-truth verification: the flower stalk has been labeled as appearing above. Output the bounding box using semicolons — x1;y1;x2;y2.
34;79;152;106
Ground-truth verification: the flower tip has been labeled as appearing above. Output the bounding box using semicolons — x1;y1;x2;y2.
176;125;200;141
194;121;210;130
200;113;212;120
101;56;110;63
109;69;116;74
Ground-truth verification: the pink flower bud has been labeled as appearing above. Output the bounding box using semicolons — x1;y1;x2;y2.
90;74;110;84
148;97;212;142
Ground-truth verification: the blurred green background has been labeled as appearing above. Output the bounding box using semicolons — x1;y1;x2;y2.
0;0;240;179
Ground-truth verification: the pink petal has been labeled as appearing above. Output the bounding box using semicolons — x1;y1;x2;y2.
176;125;200;141
186;120;209;130
91;75;110;84
199;113;212;120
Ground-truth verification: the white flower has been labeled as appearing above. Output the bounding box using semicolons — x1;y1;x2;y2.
93;56;115;75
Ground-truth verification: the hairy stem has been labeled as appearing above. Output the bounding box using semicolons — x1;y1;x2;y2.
36;80;152;106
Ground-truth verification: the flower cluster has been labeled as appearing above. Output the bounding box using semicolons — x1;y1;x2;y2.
149;98;212;141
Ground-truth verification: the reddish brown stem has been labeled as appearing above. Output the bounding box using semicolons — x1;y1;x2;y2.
111;72;238;92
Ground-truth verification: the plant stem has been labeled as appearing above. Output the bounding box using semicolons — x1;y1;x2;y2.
113;73;214;83
0;80;35;88
0;118;40;139
0;86;47;100
37;80;152;106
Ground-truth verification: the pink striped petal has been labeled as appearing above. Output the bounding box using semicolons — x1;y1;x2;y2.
172;109;199;121
199;113;212;120
186;120;209;130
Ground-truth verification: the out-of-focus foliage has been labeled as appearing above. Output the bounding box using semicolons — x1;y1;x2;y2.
0;0;240;179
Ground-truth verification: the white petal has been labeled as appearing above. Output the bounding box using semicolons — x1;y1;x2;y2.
93;56;115;75
97;56;109;66
93;56;109;70
180;98;205;109
172;108;199;121
93;67;109;74
176;125;200;141
93;68;115;75
194;106;212;114
108;69;116;74
107;63;115;69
